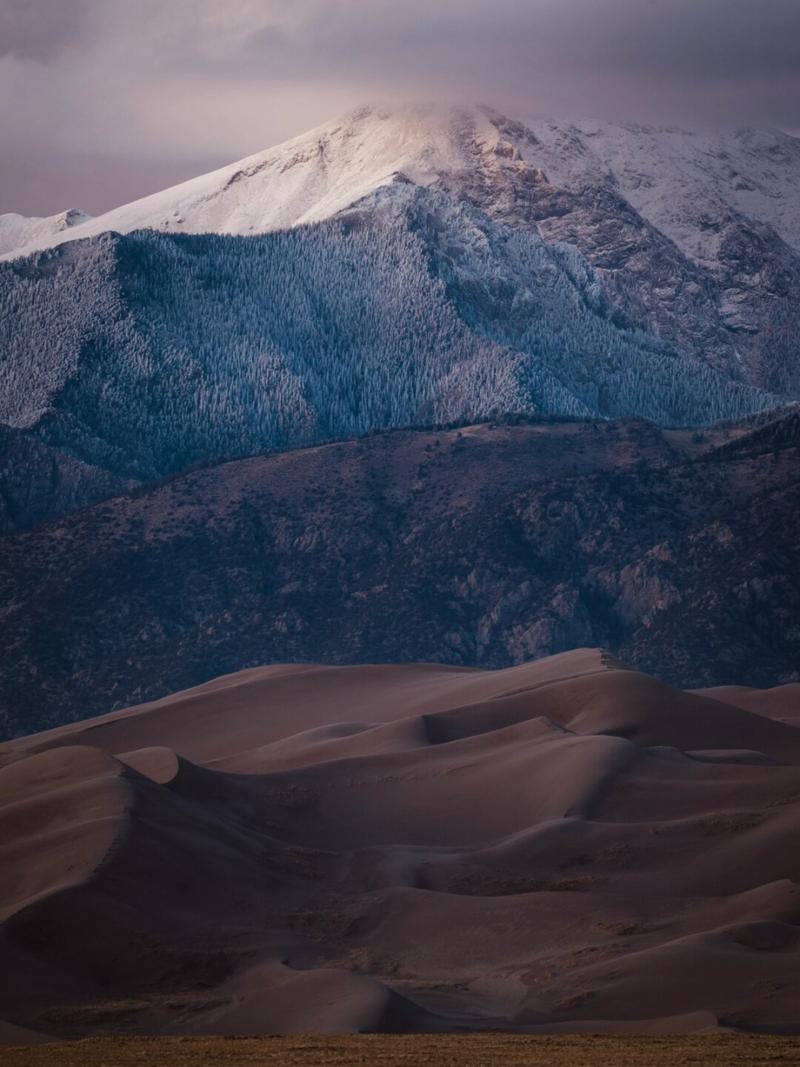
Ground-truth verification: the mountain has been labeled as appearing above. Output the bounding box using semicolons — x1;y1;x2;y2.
5;104;800;393
5;104;799;530
3;649;800;1037
2;408;798;739
0;208;91;257
2;105;498;250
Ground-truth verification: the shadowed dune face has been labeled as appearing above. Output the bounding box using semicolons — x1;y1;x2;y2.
1;649;800;1039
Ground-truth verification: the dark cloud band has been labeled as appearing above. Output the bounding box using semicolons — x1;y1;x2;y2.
2;0;799;215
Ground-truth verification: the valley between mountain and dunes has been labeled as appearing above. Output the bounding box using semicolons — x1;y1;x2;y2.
1;102;800;1048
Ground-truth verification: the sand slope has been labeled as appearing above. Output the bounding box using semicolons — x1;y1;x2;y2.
1;649;800;1039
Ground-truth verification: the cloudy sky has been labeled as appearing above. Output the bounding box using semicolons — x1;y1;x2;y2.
2;0;799;215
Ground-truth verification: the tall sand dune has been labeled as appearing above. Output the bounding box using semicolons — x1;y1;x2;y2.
1;649;799;1039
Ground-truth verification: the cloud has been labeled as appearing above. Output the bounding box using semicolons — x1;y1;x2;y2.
0;0;88;60
2;0;799;214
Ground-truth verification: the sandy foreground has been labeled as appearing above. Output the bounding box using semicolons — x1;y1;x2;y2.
4;1034;800;1066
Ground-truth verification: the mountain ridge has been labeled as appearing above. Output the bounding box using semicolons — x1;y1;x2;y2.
2;103;797;409
2;408;798;739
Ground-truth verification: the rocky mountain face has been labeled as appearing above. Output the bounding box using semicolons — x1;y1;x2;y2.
439;109;800;397
2;408;798;739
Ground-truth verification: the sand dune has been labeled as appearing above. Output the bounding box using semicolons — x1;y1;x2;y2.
697;684;800;726
1;649;799;1039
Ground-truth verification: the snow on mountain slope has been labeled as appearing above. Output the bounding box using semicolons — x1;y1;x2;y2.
1;105;514;260
525;118;800;266
4;104;799;269
0;208;91;257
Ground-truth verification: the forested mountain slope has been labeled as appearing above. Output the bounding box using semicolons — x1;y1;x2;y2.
0;184;778;529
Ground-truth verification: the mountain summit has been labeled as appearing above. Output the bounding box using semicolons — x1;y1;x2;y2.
2;104;517;256
4;102;799;266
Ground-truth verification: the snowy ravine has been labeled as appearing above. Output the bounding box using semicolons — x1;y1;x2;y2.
0;103;797;527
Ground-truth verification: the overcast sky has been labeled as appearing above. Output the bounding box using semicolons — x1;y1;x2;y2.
2;0;799;215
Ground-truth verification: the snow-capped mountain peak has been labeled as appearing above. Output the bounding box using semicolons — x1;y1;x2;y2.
4;103;799;268
0;104;543;260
